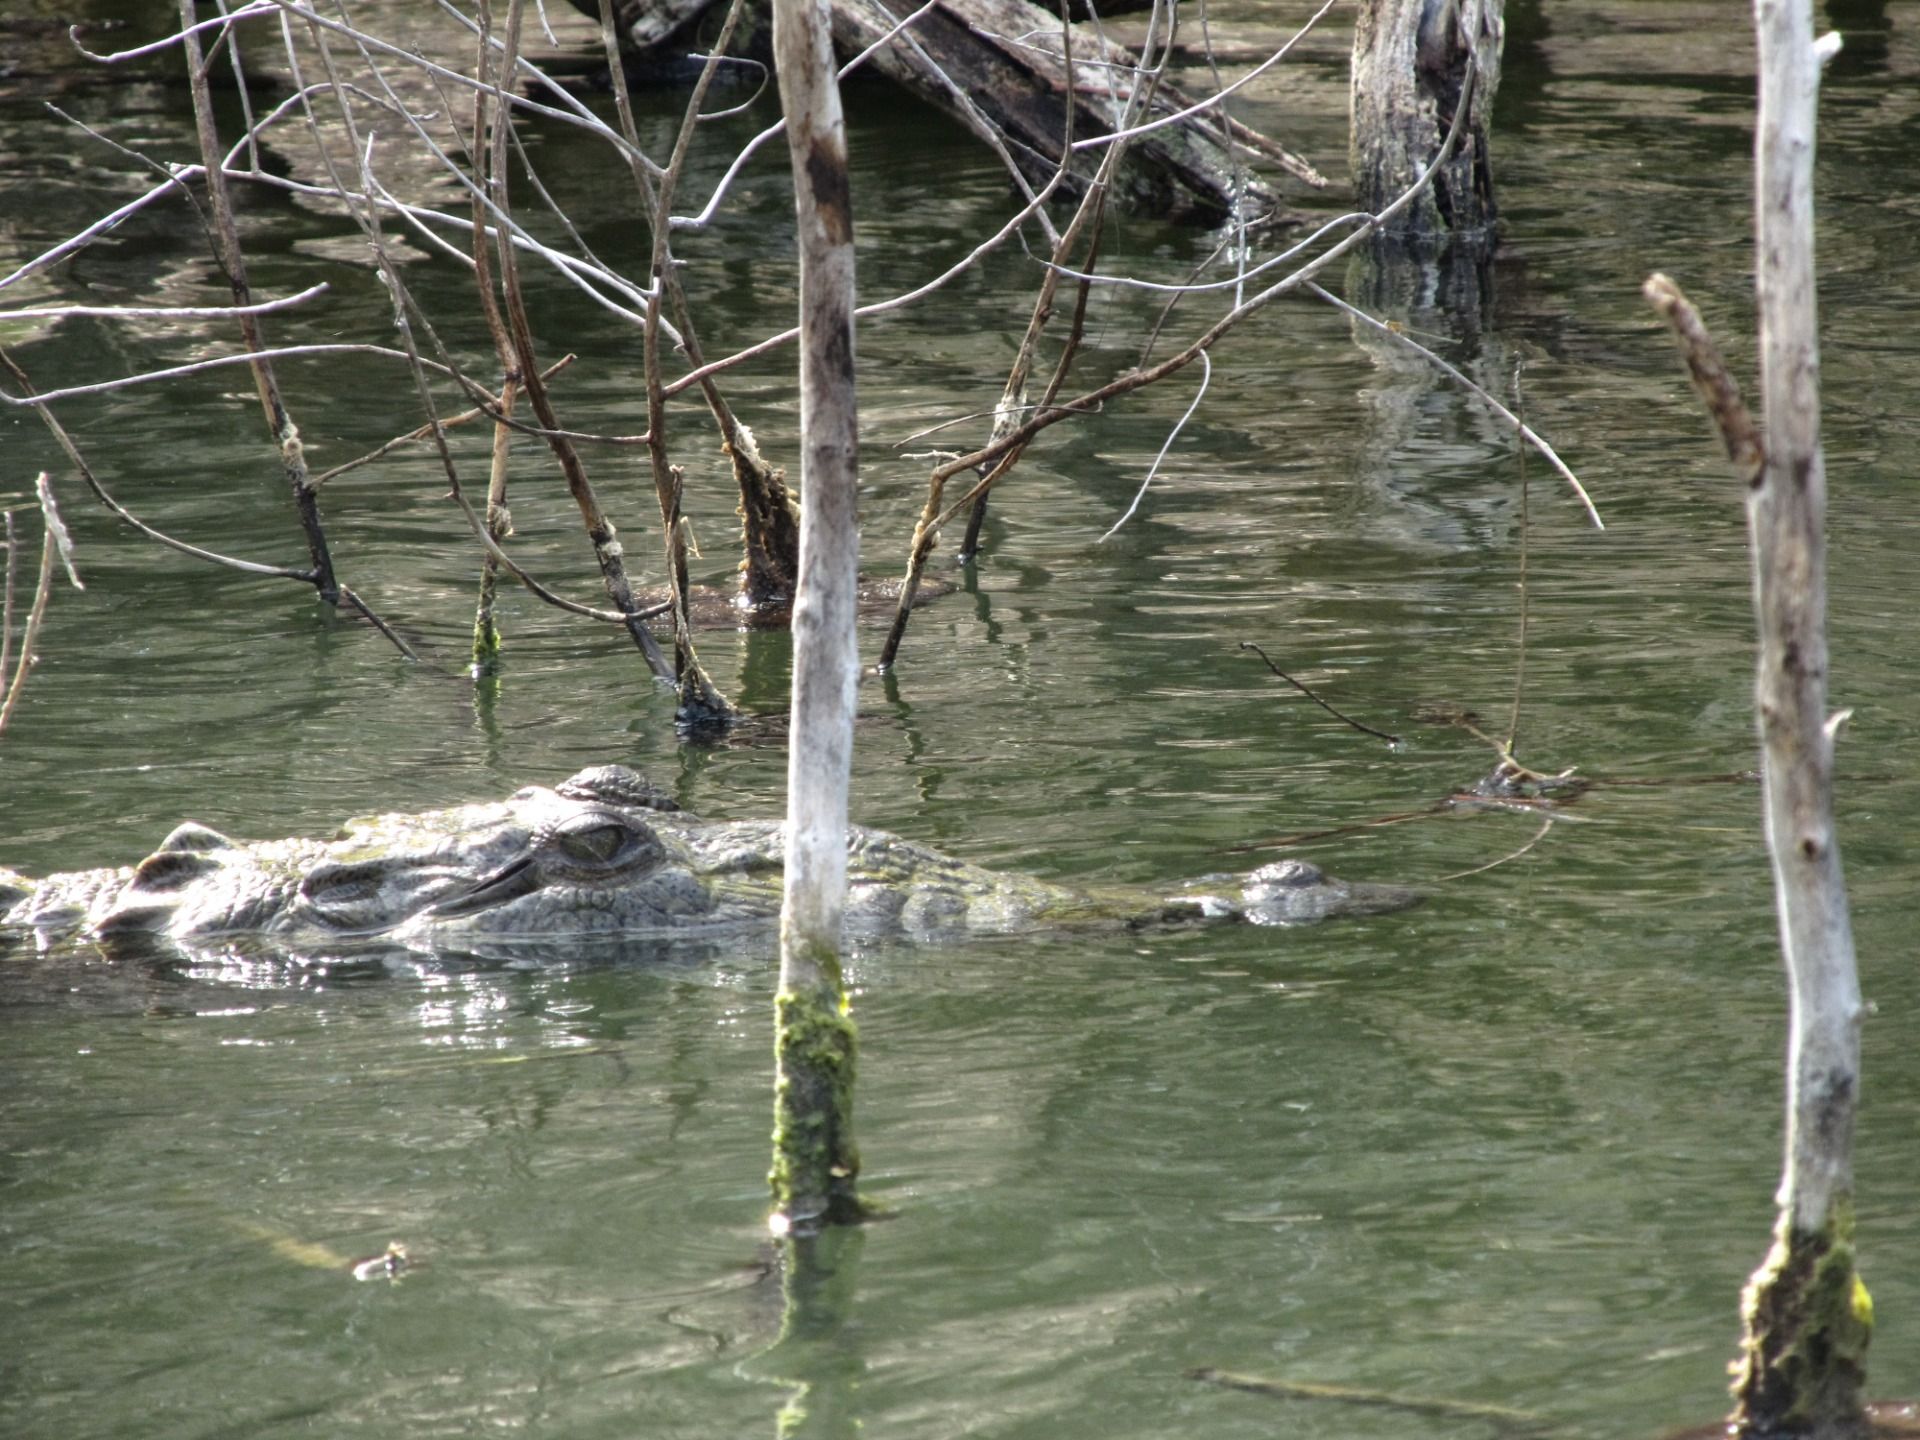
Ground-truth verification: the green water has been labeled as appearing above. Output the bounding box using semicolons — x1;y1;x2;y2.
4;2;1920;1436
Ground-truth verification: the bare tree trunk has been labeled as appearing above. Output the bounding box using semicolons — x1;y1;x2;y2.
1645;10;1868;1436
1729;9;1870;1433
770;0;866;1235
1350;0;1503;253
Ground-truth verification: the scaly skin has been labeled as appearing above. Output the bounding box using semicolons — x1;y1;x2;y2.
1;766;1419;954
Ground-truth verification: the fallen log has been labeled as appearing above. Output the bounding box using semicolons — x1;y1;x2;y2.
583;0;1324;224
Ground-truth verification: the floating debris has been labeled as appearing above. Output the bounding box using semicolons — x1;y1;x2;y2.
350;1242;410;1283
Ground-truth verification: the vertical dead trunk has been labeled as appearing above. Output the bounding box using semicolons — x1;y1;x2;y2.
1646;10;1868;1436
1350;0;1503;253
770;0;866;1235
1730;9;1870;1433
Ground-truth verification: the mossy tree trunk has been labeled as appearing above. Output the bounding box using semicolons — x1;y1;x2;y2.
769;0;866;1234
1349;0;1503;254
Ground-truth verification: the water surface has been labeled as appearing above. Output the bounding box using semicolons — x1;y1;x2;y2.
3;3;1919;1437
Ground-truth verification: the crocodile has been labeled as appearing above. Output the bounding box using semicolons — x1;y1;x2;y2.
0;765;1419;958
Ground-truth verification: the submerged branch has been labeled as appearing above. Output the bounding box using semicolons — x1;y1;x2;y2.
1189;1367;1549;1435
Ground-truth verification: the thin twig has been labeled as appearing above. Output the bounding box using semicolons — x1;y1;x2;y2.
298;11;660;640
668;0;944;231
1190;1368;1549;1435
177;0;341;601
0;168;193;294
916;58;1486;545
0;511;14;700
637;0;742;720
307;355;576;488
877;6;1106;666
0;343;456;407
1064;0;1342;158
662;164;1074;399
1098;348;1210;541
35;473;82;592
3;350;417;657
334;585;419;661
1505;372;1530;752
2;346;308;580
1233;804;1451;852
1240;642;1402;746
1432;815;1556;883
81;0;659;175
481;0;674;681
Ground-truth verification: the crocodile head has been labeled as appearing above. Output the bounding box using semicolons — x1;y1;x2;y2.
6;767;686;947
1237;858;1423;925
83;815;531;943
399;800;753;939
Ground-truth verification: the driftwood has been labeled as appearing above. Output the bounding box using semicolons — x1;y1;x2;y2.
592;0;1160;44
586;0;1323;223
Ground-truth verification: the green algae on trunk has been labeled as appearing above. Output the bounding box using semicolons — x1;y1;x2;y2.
769;979;868;1234
1732;1207;1874;1439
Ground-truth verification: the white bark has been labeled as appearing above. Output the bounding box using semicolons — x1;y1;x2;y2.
772;0;863;1230
1750;0;1859;1236
775;0;860;973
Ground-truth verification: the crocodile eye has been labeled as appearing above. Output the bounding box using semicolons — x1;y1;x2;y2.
555;822;632;866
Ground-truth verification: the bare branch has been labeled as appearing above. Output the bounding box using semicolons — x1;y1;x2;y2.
0;284;331;325
0;343;457;407
1239;642;1403;746
1098;348;1210;541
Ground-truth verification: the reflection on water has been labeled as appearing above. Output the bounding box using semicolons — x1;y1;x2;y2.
5;2;1920;1436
